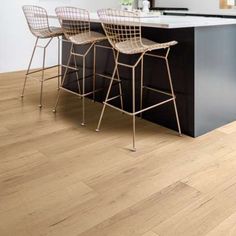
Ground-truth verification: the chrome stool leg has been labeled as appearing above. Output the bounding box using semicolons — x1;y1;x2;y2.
80;43;95;126
112;49;124;111
140;56;144;119
38;37;53;108
132;67;136;152
96;53;119;132
39;46;46;108
53;44;73;113
21;37;39;98
39;80;44;109
57;37;61;90
96;52;143;151
93;45;96;102
165;49;182;136
92;44;124;108
72;45;81;95
131;53;145;151
81;56;86;126
131;54;144;151
117;67;124;111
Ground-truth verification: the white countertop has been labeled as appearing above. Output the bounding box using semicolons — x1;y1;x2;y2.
90;13;236;28
49;13;236;29
164;10;236;16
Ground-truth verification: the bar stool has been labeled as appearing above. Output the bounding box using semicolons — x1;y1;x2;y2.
53;7;123;126
21;5;64;108
96;9;182;151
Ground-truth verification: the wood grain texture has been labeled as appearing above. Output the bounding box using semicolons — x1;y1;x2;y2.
1;70;236;235
142;232;159;236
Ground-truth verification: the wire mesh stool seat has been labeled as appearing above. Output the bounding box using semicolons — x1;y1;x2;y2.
53;7;124;126
21;5;64;108
96;9;182;151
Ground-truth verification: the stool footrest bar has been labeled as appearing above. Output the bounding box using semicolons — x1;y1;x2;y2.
96;73;122;82
135;98;174;115
83;88;103;97
61;65;78;71
106;95;122;102
145;53;167;59
143;85;174;97
95;44;113;50
71;52;86;57
43;75;61;81
26;74;59;82
59;87;105;97
104;103;131;115
60;87;82;96
104;97;175;116
26;65;60;75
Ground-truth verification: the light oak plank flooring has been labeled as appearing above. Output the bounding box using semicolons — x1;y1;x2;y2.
1;70;236;235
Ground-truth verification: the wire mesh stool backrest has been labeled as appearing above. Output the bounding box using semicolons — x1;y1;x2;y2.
97;9;142;53
22;5;50;37
55;7;90;40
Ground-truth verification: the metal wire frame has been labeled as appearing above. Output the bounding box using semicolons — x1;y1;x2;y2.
97;9;177;54
55;7;90;38
96;9;181;151
53;7;123;126
97;9;142;54
22;5;63;38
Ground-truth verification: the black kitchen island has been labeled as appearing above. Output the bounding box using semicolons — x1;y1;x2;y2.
61;14;236;137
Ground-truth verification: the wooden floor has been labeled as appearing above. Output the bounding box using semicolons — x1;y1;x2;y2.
1;70;236;236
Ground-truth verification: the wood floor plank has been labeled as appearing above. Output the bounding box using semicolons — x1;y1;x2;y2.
142;232;159;236
0;180;96;236
206;211;236;236
153;181;236;236
217;121;236;134
1;70;236;235
182;150;236;194
77;182;200;236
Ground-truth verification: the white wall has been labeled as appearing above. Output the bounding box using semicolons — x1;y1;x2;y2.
0;0;119;73
155;0;226;11
156;0;219;11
